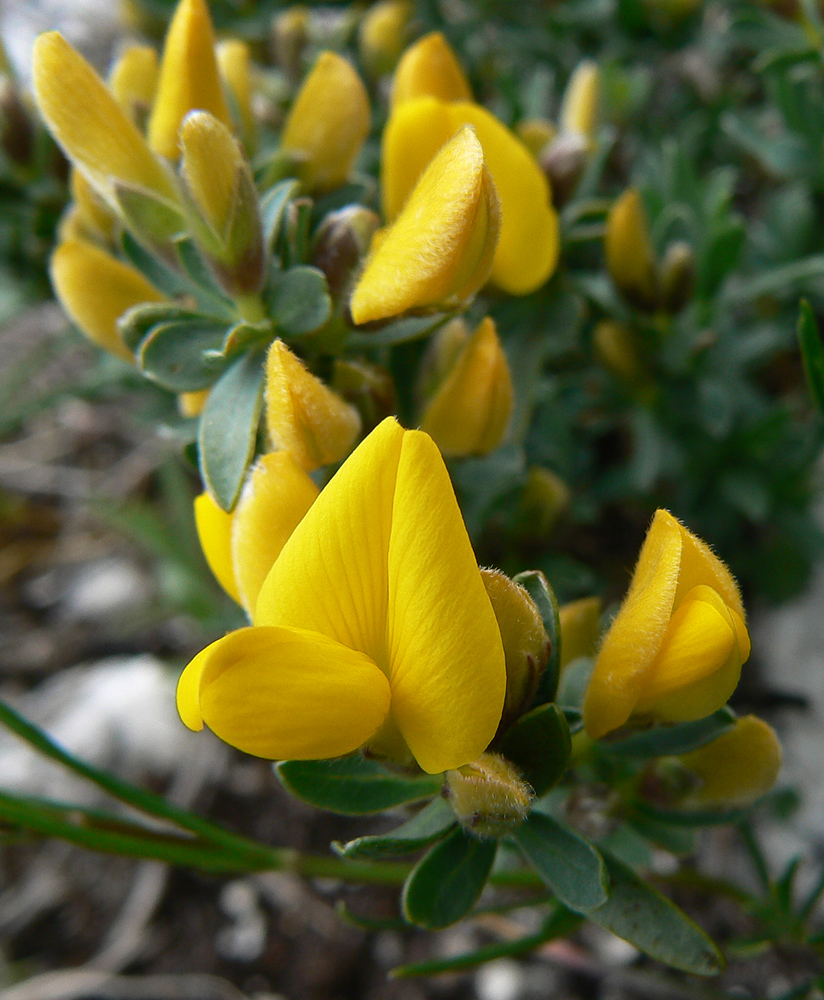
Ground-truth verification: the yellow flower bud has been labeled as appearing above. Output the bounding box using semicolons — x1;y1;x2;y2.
32;32;179;211
660;240;696;314
390;31;472;107
677;715;782;808
520;466;571;538
583;509;751;740
592;319;648;387
359;0;412;77
272;6;309;78
444;753;534;838
420;316;513;457
605;188;659;310
558;60;600;144
50;238;164;362
350;126;500;324
558;596;602;670
108;44;159;124
217;40;257;153
381;97;559;296
311;205;381;299
280;51;370;193
265;339;362;470
481;569;550;733
147;0;232;161
416;316;470;402
516;118;556;156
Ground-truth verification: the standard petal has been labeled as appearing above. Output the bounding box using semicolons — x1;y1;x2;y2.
231;451;319;614
385;430;505;774
255;417;404;667
181;626;392;759
194;491;240;604
390;31;472;107
583;508;683;739
671;510;747;627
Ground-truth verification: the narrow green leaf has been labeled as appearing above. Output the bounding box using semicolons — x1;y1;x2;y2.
276;756;441;815
334;797;455;859
138;319;228;391
335;901;409;932
633;800;756;828
118;303;206;352
513;571;561;704
260;179;300;253
402;828;497;929
513;812;609;912
121;231;192;298
798;299;824;416
347;313;451;349
198;349;265;511
602;708;736;759
175;238;235;304
624;811;696;855
218;319;275;359
590;852;724;976
498;704;571;796
267;265;332;338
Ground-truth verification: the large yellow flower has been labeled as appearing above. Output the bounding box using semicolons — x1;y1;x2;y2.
583;510;750;740
178;418;506;774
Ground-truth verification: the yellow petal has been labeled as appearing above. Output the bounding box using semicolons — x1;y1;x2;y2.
351;124;499;324
420;316;513;457
605;188;658;310
194;491;240;603
178;626;391;759
255;416;405;664
147;0;231;161
558;60;600;143
69;168;117;243
385;430;505;774
559;596;603;670
680;715;782;808
32;32;178;207
265;340;362;470
583;509;683;739
217;40;257;152
390;31;472;107
231;451;319;615
108;44;159;122
50;238;164;361
280;51;370;193
180;110;241;237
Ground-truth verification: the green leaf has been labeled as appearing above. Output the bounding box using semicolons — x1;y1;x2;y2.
176;238;235;304
121;231;192;298
512;811;609;912
138;319;229;391
402;827;497;929
556;658;594;714
601;708;736;759
513;570;561;705
498;704;571;796
276;756;441;815
217;319;276;359
267;265;332;338
334;797;455;859
798;300;824;416
198;349;265;511
624;811;696;855
260;179;300;253
589;851;724;976
118;302;207;353
346;312;452;349
632;800;755;828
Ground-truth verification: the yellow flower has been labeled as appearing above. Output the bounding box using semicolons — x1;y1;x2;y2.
32;32;179;211
50;238;164;362
280;51;370;193
558;60;600;145
420;315;512;457
265;340;362;470
147;0;232;161
390;31;472;107
583;510;750;740
605;188;659;310
195;450;319;614
350;126;500;324
178;417;506;773
381;95;558;295
677;715;781;808
359;0;412;77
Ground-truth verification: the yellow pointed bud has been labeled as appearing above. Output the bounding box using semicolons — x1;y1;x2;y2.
351;126;500;324
359;0;412;77
50;238;164;361
584;510;750;740
520;466;571;538
444;753;533;838
558;60;600;144
390;31;472;107
194;490;241;603
280;51;370;193
539;133;588;207
516;118;556;156
32;32;179;210
69;168;117;243
420;316;512;457
558;596;602;670
272;6;309;78
108;44;159;124
265;339;362;470
605;188;659;310
678;716;781;808
147;0;231;161
416;316;470;403
179;388;210;417
481;569;550;733
217;40;257;153
311;205;381;299
660;240;696;314
592;319;648;387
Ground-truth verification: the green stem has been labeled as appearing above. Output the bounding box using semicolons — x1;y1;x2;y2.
235;293;268;323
